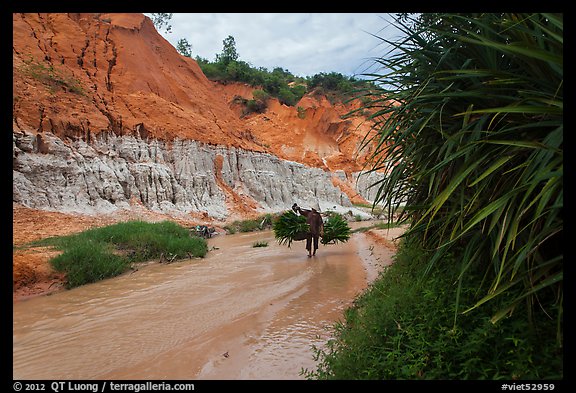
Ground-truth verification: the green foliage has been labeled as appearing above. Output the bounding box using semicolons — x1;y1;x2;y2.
231;93;268;116
215;35;239;65
291;84;307;101
307;72;355;94
50;241;128;289
36;221;208;288
193;35;374;107
305;237;563;379
252;89;269;101
297;106;306;119
246;99;267;114
277;86;299;106
242;89;269;114
224;214;275;234
176;38;192;57
273;210;309;248
150;13;172;34
236;219;261;233
21;57;85;95
252;241;269;248
321;213;351;245
195;56;225;80
224;60;250;81
358;13;563;325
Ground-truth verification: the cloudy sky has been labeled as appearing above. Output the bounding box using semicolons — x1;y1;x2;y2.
151;13;405;79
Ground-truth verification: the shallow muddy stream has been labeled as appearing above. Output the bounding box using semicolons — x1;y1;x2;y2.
13;226;391;380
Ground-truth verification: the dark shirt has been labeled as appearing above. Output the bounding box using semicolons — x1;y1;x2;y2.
300;209;323;236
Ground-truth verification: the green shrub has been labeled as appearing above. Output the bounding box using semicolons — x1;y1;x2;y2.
358;12;563;326
252;89;269;101
305;237;563;379
277;87;298;106
290;84;307;102
223;225;236;234
239;219;260;232
297;106;306;119
224;214;276;234
246;99;267;114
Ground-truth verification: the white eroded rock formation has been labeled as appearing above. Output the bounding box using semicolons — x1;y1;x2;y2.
13;131;381;220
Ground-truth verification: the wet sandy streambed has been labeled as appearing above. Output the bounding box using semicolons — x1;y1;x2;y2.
13;225;392;380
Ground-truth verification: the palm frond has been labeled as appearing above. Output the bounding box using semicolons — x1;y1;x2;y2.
354;13;562;328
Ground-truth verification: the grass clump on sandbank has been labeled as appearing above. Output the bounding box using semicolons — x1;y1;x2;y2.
351;220;407;234
32;220;208;289
223;213;275;234
252;241;269;248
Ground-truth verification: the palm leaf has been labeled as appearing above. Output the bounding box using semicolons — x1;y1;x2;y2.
321;214;351;245
354;12;562;328
272;211;309;248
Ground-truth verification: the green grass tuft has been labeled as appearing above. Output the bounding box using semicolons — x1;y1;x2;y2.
21;56;85;95
33;220;208;289
252;241;269;248
224;213;275;234
50;241;128;288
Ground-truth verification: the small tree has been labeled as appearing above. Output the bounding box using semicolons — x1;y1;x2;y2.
215;35;239;66
277;87;297;106
176;38;192;58
252;89;269;102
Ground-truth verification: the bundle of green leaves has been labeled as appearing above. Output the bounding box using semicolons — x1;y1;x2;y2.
273;210;352;247
321;213;351;245
273;210;309;247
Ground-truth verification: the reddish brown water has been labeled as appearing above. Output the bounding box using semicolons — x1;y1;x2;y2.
13;227;397;380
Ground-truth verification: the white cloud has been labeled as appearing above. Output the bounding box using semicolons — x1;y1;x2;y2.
155;13;404;78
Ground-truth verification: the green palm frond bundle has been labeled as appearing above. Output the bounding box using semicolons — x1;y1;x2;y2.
273;210;309;247
321;213;351;245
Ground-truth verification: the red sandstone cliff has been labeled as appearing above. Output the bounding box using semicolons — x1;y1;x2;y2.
13;12;377;174
13;13;263;151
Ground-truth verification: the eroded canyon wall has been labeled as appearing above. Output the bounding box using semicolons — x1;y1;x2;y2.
13;13;388;222
13;131;363;220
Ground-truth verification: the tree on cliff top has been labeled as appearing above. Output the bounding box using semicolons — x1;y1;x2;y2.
177;38;192;58
150;13;173;34
195;34;376;106
215;35;239;66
